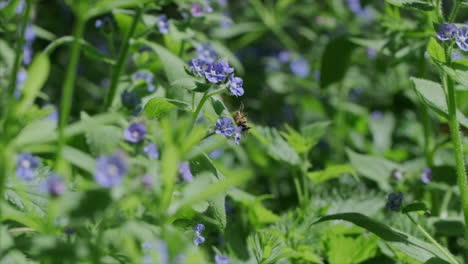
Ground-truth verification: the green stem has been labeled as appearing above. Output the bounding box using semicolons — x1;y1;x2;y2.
56;17;86;168
105;8;143;110
448;0;461;22
190;86;226;129
406;213;459;264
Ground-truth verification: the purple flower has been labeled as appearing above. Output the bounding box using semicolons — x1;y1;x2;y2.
158;15;170;34
121;90;141;107
421;168;432;184
196;44;218;64
16;153;40;181
370;111;383;120
219;60;234;74
290;57;309;77
204;62;226;83
15;0;25;14
193;223;206;246
209;149;224;159
453;50;463;60
41;174;65;197
188;58;206;77
191;3;205;17
144;143;159;159
132;70;154;83
228;75;244;97
124;122;147;143
215;254;230;264
179;162;193;182
94;152;127;188
141;174;154;188
234;127;242;145
367;48;377;58
215;117;236;137
95;19;103;28
277;50;291;63
456;27;468;51
345;0;362;14
45;105;59;124
0;2;8;9
386;192;403;211
437;24;457;41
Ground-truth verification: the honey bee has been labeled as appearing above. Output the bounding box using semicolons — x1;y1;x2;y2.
233;103;251;132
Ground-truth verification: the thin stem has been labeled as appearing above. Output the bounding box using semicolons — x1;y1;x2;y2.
105;8;143;109
190;86;226;129
448;0;461;22
56;17;86;168
406;213;459;264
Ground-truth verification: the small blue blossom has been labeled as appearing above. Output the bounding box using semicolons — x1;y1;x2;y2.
95;19;103;28
141;241;169;264
219;60;234;74
367;48;377;58
44;105;59;124
193;223;206;246
393;170;403;180
437;24;457;41
124;122;147;143
179;162;193;182
456;27;468;51
121;90;141;107
345;0;362;15
386;192;403;211
205;62;227;83
215;117;236;137
215;254;230;264
277;50;291;63
421;168;432;184
16;153;40;181
220;12;232;28
15;0;25;14
209;149;224;159
370;110;383;120
132;70;154;83
144;143;159;159
234;128;242;145
0;1;8;9
141;174;154;188
158;15;170;34
228;75;244;97
41;174;65;197
191;3;205;17
188;58;206;77
196;44;218;63
453;50;463;60
290;57;309;77
94;152;128;188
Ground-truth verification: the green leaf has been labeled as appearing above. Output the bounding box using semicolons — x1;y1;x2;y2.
16;54;51;115
307;164;356;184
113;10;146;37
433;219;465;236
314;213;451;263
85;0;152;20
369;112;395;154
346;149;400;191
320;36;356;89
301;121;331;148
385;0;434;11
427;38;446;63
85;125;122;155
69;189;112;218
411;77;468;129
143;97;177;119
326;234;378;264
402;202;429;214
252;126;301;166
62;146;95;174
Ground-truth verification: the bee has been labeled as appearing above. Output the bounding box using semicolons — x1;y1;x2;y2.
233;103;251;132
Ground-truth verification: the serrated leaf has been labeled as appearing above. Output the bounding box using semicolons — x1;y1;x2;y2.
143;97;177;119
308;164;356;184
346;149;399;191
427;38;446;63
86;125;122;155
411;77;468;129
385;0;434;11
252;126;300;166
63;146;95;174
314;213;451;263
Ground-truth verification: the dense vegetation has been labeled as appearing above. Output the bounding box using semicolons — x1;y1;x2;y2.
0;0;468;263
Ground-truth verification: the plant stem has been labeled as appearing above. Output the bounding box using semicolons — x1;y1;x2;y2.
448;0;461;22
56;17;86;168
105;8;143;110
406;213;460;264
190;86;226;129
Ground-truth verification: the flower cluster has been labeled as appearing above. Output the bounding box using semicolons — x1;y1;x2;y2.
193;223;205;246
40;174;65;197
437;23;468;52
386;192;404;211
188;44;244;96
421;168;432;184
16;152;40;181
158;15;170;34
215;117;242;145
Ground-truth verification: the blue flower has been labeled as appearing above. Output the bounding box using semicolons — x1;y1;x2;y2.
209;149;224;159
144;143;159;159
367;48;377;58
345;0;362;14
456;27;468;51
188;58;206;77
421;168;432;184
234;127;242;145
178;162;193;182
16;153;40;181
196;44;218;64
124;122;147;143
121;90;141;107
204;62;227;83
437;23;457;41
290;57;309;77
215;254;230;264
277;50;291;63
228;75;244;97
193;223;206;246
41;174;65;197
219;60;234;74
370;110;383;120
386;192;403;211
191;3;205;17
158;15;170;34
95;19;103;28
132;70;154;83
94;152;127;188
141;174;154;188
15;0;25;14
141;241;169;264
215;117;236;137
